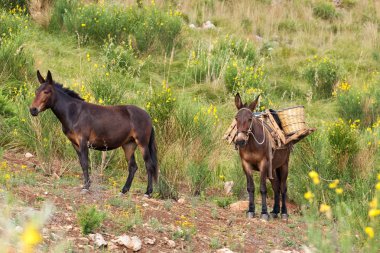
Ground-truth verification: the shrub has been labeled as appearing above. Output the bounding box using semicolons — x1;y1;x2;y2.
0;0;27;10
304;56;340;98
224;58;265;93
187;161;212;195
146;81;176;125
89;72;128;105
49;2;182;52
313;2;338;20
77;205;106;235
278;19;297;33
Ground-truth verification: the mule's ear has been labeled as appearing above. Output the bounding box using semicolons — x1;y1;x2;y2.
37;70;45;84
248;95;260;111
46;70;53;84
235;93;243;110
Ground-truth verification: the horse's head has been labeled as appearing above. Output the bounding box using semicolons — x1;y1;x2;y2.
30;70;56;116
234;93;260;147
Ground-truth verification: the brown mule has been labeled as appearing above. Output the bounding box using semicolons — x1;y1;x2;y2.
234;93;290;221
30;70;158;196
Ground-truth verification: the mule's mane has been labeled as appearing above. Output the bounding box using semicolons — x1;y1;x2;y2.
54;83;84;101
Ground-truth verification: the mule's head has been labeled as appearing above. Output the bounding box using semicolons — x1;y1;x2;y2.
30;70;56;116
234;93;260;147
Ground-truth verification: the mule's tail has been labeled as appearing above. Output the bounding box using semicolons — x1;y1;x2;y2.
149;127;159;182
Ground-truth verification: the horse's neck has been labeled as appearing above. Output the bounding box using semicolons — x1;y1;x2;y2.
248;119;267;148
51;92;83;130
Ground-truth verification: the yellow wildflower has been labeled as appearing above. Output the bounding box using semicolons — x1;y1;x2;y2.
308;171;320;185
21;223;42;251
81;23;86;27
319;204;331;213
377;173;380;181
369;198;377;209
365;227;374;239
328;179;339;189
335;188;343;195
376;182;380;191
304;191;314;201
21;165;27;169
4;173;11;180
368;209;380;218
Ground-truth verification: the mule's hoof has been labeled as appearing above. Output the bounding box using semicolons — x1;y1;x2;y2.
260;213;270;221
270;212;279;219
246;212;255;218
143;194;151;199
118;192;126;197
80;189;90;194
281;213;289;222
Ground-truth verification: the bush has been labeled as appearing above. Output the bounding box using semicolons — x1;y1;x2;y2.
49;2;182;52
0;0;27;10
187;162;212;195
77;205;106;235
146;81;176;125
304;56;340;98
313;2;338;20
278;19;297;33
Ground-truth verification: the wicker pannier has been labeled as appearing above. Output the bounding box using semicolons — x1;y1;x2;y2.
277;106;306;135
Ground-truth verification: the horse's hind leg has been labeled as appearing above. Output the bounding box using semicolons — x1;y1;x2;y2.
138;145;155;197
121;142;138;194
270;168;280;218
279;162;289;221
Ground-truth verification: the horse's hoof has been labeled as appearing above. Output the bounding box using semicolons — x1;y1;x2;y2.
260;213;270;221
281;213;289;222
80;189;90;194
118;192;125;197
246;212;255;218
270;212;279;219
143;194;151;199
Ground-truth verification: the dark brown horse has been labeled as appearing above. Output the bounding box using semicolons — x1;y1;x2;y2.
30;70;158;196
234;93;290;221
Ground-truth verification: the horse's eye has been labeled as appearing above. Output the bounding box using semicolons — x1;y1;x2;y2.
43;90;51;94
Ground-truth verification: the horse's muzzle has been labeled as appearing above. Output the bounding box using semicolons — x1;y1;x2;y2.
29;107;39;116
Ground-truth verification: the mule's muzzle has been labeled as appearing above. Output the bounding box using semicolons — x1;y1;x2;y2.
235;139;247;147
29;107;39;116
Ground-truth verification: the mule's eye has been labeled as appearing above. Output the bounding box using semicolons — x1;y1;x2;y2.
43;90;51;94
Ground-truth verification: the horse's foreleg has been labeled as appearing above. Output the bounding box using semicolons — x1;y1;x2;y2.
270;168;280;218
75;141;91;191
259;160;269;220
121;143;138;194
242;160;255;218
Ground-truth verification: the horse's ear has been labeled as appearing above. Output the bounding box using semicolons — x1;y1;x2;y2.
37;70;45;84
248;95;260;111
46;70;53;84
235;93;243;109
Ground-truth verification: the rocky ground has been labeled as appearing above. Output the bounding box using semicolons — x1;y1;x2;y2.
4;151;307;252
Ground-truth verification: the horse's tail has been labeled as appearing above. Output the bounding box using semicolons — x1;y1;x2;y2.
149;127;159;182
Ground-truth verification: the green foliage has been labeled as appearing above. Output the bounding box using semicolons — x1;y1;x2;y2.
50;2;182;52
278;19;297;33
304;56;340;98
187;161;212;195
77;205;106;235
0;0;27;10
214;196;234;208
313;2;338;20
89;72;127;105
146;82;176;124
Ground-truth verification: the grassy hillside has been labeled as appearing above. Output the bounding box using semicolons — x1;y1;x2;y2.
0;0;379;252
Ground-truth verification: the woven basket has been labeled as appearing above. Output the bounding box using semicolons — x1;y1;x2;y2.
277;106;306;135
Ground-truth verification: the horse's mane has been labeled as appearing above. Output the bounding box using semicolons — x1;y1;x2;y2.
54;83;84;101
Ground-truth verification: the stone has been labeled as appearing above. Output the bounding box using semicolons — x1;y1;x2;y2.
177;198;185;204
143;237;156;245
113;235;142;251
216;248;235;253
189;24;196;29
89;233;107;248
229;201;249;212
25;152;34;158
224;181;234;195
130;236;142;251
202;20;215;29
164;237;176;248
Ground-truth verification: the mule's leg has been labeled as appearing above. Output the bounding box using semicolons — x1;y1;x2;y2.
242;160;255;218
259;160;270;221
74;141;91;192
121;142;138;194
280;163;289;221
270;168;280;218
138;146;155;197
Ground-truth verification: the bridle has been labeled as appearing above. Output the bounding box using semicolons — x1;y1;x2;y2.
235;108;266;146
